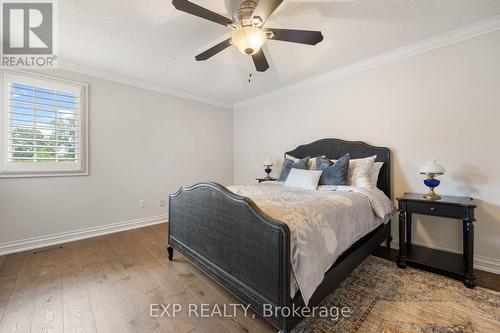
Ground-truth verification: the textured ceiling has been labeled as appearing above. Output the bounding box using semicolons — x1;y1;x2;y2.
59;0;500;105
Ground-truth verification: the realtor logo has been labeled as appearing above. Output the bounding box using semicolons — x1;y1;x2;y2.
1;0;58;68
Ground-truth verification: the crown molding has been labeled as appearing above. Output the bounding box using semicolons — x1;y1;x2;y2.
58;61;232;109
233;15;500;109
55;15;500;110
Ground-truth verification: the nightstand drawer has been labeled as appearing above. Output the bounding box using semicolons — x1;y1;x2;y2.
405;201;464;219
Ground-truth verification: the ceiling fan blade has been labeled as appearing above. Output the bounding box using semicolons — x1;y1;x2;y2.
267;28;324;45
251;0;284;26
195;38;232;61
252;49;270;72
172;0;233;27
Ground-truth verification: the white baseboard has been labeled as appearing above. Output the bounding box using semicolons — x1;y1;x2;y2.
382;237;500;275
0;215;168;256
4;216;498;276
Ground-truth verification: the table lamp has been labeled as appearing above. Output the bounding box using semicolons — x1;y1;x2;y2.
263;157;273;180
419;159;445;200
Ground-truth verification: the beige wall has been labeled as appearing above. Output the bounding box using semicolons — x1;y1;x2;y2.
234;31;500;270
0;69;233;247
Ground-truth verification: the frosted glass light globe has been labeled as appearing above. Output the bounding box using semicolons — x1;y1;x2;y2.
231;27;266;55
419;159;445;174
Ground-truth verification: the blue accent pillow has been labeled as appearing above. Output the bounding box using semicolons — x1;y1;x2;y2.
278;156;310;181
316;153;350;185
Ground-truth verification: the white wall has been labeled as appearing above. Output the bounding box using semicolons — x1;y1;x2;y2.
0;69;233;248
234;31;500;268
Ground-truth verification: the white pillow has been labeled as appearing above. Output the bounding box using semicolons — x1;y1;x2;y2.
346;155;376;188
286;154;324;170
284;168;323;190
370;162;384;187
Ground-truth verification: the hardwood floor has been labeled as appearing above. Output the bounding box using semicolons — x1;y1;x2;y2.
0;224;275;333
0;224;498;333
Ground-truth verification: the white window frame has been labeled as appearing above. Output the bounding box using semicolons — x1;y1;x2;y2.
0;70;88;178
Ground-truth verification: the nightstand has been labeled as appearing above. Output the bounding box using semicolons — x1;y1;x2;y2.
396;193;477;288
256;177;277;183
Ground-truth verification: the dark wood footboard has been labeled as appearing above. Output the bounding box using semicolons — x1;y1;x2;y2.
168;182;292;330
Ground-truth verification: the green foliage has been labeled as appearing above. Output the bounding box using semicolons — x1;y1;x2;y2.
11;117;77;162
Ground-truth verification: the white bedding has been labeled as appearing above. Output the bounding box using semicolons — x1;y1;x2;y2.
227;182;395;305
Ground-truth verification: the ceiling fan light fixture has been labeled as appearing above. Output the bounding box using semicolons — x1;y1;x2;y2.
231;26;266;55
174;0;323;72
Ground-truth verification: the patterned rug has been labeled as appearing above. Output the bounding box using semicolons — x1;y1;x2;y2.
293;256;500;332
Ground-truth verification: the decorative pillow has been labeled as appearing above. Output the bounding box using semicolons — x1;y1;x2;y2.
284;168;323;190
278;156;310;181
315;153;350;185
370;162;384;187
285;154;323;170
346;155;377;188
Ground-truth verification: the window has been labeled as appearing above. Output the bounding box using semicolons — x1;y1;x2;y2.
1;71;88;177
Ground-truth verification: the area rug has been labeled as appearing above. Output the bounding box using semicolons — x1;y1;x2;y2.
293;256;500;332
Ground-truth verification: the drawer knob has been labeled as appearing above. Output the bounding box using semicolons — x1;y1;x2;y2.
430;207;436;211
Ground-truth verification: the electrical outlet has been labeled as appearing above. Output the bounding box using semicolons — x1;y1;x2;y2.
159;199;166;207
139;200;146;208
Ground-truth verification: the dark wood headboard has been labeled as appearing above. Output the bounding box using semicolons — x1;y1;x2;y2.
285;138;391;199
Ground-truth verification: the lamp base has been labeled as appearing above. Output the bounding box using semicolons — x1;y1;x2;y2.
264;165;273;180
423;188;441;201
422;173;442;201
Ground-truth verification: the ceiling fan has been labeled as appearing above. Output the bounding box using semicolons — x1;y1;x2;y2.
172;0;324;72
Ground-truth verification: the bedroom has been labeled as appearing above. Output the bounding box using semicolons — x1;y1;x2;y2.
0;0;499;332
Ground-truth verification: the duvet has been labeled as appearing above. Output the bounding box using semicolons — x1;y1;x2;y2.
228;182;395;305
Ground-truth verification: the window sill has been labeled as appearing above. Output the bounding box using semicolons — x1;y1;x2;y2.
0;170;88;178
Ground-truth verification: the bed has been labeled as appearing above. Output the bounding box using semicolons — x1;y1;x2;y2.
168;138;393;332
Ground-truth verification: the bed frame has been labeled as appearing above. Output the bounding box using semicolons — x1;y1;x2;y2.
168;138;392;332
